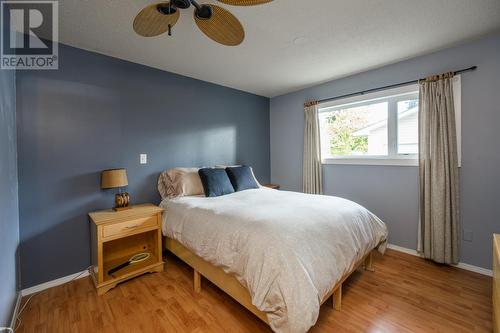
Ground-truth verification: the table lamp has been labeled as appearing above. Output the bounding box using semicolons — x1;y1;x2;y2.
101;168;131;211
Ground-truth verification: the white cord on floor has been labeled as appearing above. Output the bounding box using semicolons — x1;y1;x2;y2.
12;266;92;332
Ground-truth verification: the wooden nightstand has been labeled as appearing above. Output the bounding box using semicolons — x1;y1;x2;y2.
89;203;164;295
263;184;280;190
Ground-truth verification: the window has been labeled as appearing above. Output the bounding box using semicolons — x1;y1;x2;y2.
319;77;461;166
319;101;389;157
319;85;419;165
397;99;419;155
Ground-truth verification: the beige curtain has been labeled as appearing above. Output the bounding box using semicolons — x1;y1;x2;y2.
419;73;460;264
303;102;323;194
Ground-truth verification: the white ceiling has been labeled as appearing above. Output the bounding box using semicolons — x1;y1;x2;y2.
57;0;500;97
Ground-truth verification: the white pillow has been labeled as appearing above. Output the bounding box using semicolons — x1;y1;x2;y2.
158;168;204;199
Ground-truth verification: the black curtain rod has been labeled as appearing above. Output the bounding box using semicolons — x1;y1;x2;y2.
315;66;477;105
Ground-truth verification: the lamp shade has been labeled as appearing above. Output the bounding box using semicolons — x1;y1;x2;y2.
101;168;128;189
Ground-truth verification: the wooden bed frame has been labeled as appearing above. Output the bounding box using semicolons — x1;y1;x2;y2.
164;237;375;325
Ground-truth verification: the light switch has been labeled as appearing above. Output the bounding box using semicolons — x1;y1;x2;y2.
140;154;147;165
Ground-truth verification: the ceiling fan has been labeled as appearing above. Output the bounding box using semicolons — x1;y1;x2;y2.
133;0;273;46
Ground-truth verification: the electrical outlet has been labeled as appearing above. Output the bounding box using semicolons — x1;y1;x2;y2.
463;229;473;242
140;154;147;165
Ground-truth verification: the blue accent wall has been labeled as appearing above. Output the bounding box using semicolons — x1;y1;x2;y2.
16;43;270;288
271;31;500;270
0;67;19;324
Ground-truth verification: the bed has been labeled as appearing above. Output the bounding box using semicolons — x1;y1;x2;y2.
159;185;388;333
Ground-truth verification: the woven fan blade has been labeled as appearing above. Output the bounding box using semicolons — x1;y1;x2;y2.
195;5;245;46
133;2;180;37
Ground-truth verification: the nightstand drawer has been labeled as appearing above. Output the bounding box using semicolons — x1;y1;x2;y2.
102;216;157;238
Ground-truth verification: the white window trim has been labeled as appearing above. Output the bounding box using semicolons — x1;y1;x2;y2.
319;84;419;166
318;77;462;167
322;157;418;167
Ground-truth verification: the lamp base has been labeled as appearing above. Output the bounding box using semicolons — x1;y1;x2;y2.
114;192;131;211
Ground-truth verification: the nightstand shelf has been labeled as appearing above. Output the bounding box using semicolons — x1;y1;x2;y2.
104;253;159;282
89;204;164;295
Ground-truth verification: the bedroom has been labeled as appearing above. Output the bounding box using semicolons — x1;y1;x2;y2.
0;0;499;332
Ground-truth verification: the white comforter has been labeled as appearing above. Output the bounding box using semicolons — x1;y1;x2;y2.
160;188;388;333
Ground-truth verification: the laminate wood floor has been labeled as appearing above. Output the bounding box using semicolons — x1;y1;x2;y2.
16;249;492;333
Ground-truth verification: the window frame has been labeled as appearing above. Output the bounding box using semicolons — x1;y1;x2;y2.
319;84;420;166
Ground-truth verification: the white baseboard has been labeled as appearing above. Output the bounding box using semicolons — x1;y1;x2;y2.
21;269;90;297
387;243;419;256
387;243;493;277
8;292;22;330
454;262;493;277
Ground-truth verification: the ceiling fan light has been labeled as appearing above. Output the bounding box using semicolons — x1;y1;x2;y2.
195;4;213;20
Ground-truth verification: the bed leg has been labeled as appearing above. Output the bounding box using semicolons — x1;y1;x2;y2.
194;269;201;293
333;284;342;311
364;251;375;272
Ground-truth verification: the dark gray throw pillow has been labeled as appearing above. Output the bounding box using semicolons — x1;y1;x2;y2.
198;168;235;197
225;166;259;192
